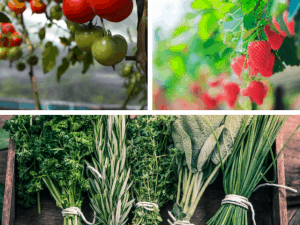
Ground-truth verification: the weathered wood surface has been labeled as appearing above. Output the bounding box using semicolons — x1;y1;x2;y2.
280;116;300;206
1;138;16;225
0;150;8;184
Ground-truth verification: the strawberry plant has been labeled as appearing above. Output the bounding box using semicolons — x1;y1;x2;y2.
0;0;147;110
154;0;300;110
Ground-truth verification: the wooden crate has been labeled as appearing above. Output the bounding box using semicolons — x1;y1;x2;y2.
1;137;288;225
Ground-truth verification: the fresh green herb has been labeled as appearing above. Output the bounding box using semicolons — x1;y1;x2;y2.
170;115;252;223
207;115;299;225
87;115;134;225
127;115;178;225
0;182;4;221
4;115;94;225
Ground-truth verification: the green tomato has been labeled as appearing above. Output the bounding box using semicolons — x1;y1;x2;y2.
121;63;133;77
26;55;39;66
75;27;104;52
0;47;8;60
50;5;63;21
16;61;26;71
92;35;128;66
7;47;23;60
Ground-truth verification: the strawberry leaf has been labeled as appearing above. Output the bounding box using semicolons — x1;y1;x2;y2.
241;0;257;14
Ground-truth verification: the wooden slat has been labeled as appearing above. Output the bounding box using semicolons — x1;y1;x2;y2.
273;131;288;225
0;150;8;184
1;138;15;225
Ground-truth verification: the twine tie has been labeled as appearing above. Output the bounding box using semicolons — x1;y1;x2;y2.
136;202;159;211
167;211;195;225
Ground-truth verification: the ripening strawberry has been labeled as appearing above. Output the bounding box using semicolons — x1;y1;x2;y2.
247;59;259;77
272;16;287;37
260;52;275;78
242;81;267;105
264;24;285;50
222;82;240;108
283;11;295;35
230;55;248;78
248;41;271;69
203;93;217;108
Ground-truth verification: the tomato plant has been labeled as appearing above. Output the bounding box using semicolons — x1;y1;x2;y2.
154;0;300;110
0;0;147;110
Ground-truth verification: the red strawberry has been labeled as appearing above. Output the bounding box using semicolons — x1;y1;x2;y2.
1;23;15;34
272;16;287;37
264;24;285;50
248;41;271;69
260;52;275;77
203;93;217;108
190;82;200;94
247;59;259;77
230;55;248;78
283;11;295;35
243;81;267;105
222;82;240;108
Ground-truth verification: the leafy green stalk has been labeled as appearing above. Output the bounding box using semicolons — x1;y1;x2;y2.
170;115;252;222
127;116;178;225
207;115;299;225
87;115;134;225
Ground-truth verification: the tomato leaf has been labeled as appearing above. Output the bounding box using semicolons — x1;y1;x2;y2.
0;12;11;23
59;37;71;47
241;0;257;14
57;57;69;82
42;42;59;74
82;51;93;74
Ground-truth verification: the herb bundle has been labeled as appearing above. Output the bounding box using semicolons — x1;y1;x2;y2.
170;115;252;223
207;115;298;225
127;115;178;225
4;115;94;225
87;115;134;225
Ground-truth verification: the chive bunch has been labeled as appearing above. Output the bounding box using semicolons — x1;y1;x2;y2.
207;115;298;225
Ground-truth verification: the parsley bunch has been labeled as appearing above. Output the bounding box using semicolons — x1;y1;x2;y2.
127;115;178;225
4;115;94;225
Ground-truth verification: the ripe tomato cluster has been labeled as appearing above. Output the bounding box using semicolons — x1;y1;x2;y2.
62;0;133;24
202;10;296;110
0;23;23;60
8;0;47;15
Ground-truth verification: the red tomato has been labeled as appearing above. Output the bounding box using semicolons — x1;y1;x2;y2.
30;0;47;14
88;0;128;16
0;34;9;47
62;0;95;24
102;0;133;23
8;0;27;15
1;23;16;34
9;32;23;47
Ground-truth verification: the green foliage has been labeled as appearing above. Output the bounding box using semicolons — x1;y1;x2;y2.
42;42;59;73
82;51;94;74
127;116;178;225
57;57;70;82
87;116;134;225
3;115;94;219
0;12;11;23
170;115;253;222
0;128;10;150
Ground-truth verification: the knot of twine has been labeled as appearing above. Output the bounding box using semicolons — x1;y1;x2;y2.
62;207;95;225
221;184;297;225
136;202;159;211
167;211;195;225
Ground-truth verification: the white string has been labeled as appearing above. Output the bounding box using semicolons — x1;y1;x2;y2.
136;202;159;211
167;211;194;225
253;183;298;193
221;194;256;225
221;184;298;225
62;207;95;225
87;165;102;179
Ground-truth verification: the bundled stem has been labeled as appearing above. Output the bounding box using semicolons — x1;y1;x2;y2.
87;116;134;225
207;115;299;225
